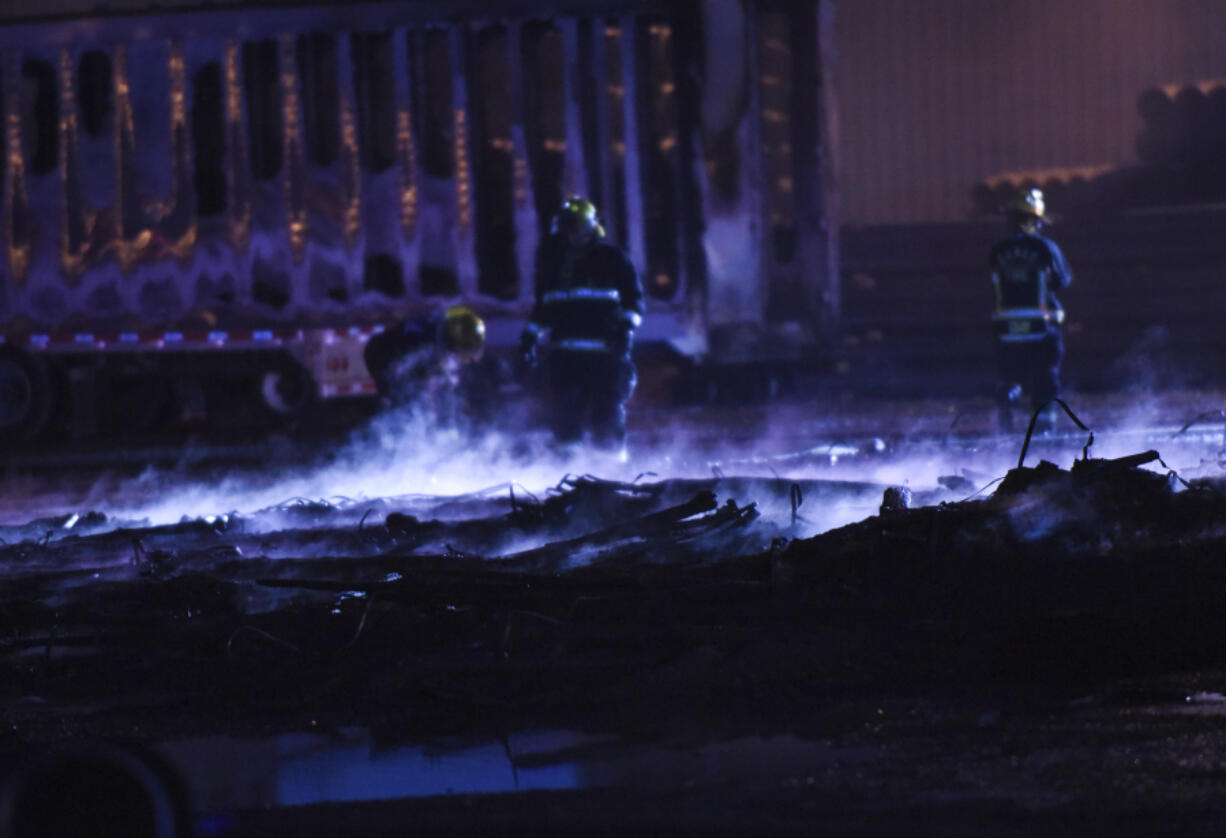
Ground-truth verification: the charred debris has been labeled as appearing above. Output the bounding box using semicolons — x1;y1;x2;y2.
4;433;1226;747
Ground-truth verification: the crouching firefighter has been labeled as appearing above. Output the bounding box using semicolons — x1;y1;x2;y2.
519;196;645;452
362;305;491;427
989;187;1072;432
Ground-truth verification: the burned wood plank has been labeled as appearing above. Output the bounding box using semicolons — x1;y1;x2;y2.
500;490;720;572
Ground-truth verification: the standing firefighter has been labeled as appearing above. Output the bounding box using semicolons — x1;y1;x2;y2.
363;305;492;427
520;197;645;452
990;187;1072;432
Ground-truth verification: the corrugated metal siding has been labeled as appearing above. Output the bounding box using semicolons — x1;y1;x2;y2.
838;0;1226;224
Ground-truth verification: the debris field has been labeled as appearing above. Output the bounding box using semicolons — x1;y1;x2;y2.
6;440;1226;834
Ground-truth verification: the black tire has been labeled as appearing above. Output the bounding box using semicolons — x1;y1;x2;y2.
0;347;53;441
255;358;316;421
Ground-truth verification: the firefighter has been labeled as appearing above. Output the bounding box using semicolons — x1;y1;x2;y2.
520;196;645;452
363;305;490;426
989;187;1073;432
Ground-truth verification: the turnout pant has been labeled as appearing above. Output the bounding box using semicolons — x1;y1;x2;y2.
996;330;1063;425
547;349;636;447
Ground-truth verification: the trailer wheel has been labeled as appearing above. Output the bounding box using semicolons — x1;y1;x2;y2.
257;361;315;418
0;347;53;440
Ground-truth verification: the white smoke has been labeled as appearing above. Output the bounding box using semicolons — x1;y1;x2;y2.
1;390;1224;549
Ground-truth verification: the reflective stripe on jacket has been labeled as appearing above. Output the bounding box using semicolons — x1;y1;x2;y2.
989;231;1072;342
528;236;645;354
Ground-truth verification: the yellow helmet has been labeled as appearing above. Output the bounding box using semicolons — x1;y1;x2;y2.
1007;187;1046;221
551;196;606;239
440;305;485;357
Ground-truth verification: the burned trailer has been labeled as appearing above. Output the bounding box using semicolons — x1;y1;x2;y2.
0;0;837;443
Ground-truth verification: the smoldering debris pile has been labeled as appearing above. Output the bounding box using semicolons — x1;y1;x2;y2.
3;458;1226;746
782;449;1226;675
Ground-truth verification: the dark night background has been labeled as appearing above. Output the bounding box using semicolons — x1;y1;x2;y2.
4;2;1226;837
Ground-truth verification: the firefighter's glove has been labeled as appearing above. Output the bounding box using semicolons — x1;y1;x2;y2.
519;328;539;368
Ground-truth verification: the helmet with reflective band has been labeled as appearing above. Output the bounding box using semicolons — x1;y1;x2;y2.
440;305;486;358
550;196;606;240
1007;187;1046;232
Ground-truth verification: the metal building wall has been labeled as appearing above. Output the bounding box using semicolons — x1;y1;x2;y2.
838;0;1226;225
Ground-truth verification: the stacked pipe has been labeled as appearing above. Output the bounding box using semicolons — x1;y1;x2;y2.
972;82;1226;217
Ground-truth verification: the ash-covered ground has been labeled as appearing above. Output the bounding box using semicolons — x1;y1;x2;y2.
6;389;1226;836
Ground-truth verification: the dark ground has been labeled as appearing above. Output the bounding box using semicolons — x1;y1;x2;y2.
5;390;1226;836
